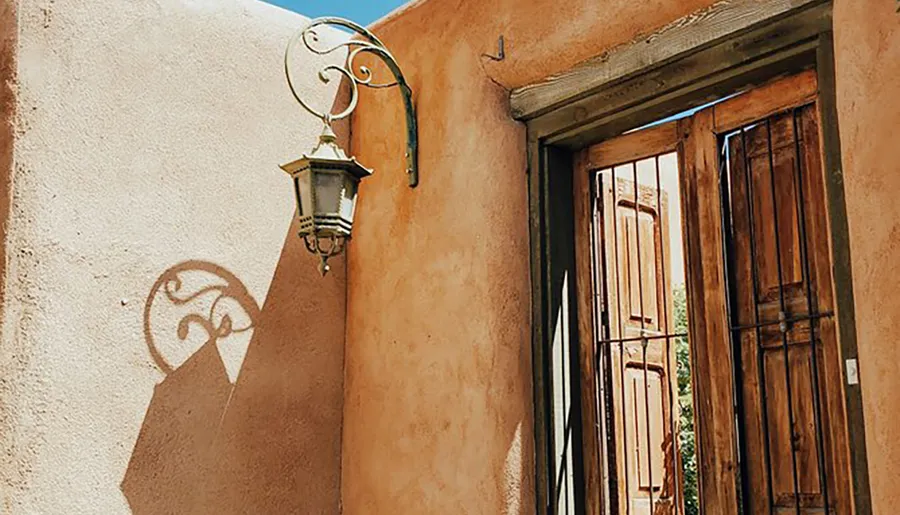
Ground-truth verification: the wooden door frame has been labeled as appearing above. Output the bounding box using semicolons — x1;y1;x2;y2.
519;1;873;513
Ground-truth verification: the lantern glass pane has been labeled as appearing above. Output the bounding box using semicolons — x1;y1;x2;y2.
295;171;312;217
340;174;358;223
313;171;344;216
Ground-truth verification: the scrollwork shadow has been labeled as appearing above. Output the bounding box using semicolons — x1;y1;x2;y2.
142;260;261;378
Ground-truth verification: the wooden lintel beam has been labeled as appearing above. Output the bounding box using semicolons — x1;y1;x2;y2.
510;0;827;121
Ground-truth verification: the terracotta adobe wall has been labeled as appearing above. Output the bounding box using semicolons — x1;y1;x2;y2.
346;0;900;513
0;1;347;513
343;0;717;512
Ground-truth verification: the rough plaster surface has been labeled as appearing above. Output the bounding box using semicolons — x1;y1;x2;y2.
343;0;716;513
833;0;900;512
1;1;347;513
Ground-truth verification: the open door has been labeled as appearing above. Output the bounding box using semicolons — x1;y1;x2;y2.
601;170;677;515
574;123;684;515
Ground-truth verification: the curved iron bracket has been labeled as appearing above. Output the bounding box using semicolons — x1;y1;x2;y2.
285;17;419;187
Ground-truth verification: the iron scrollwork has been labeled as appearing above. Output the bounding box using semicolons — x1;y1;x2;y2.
284;17;419;187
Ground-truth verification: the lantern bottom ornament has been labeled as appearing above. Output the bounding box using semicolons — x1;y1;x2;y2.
303;233;346;276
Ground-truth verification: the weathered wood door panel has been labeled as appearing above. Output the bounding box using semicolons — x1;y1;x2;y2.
689;70;852;515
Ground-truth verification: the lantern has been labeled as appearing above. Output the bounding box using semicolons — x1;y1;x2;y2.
280;124;372;276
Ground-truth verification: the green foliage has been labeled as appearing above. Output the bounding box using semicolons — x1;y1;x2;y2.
673;285;699;515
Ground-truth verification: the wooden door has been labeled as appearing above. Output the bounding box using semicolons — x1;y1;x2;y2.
687;70;852;515
604;174;677;515
574;123;682;515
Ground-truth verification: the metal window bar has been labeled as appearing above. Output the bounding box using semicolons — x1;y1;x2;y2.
720;104;833;514
791;109;831;515
593;173;619;515
718;129;754;515
764;117;804;515
736;123;775;515
598;333;689;346
729;311;834;333
593;153;689;515
632;161;655;515
656;154;683;515
589;173;605;515
609;165;631;515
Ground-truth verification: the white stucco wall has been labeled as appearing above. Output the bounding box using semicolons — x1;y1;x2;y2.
1;1;348;513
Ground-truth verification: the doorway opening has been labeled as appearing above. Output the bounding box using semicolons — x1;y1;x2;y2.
520;4;873;512
575;71;854;515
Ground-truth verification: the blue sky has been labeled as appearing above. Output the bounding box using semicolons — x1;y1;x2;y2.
264;0;410;26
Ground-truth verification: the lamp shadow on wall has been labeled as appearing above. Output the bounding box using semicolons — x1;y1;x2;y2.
121;218;346;515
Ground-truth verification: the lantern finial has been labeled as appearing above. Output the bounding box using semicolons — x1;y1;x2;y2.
306;123;349;162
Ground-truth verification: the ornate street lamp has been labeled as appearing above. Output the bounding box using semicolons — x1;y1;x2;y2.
281;17;417;276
